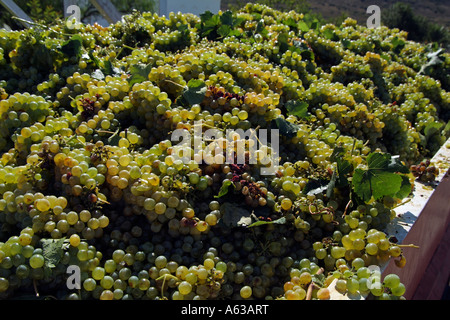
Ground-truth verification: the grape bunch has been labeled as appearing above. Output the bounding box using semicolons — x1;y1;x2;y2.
410;159;440;183
280;258;406;300
0;3;449;301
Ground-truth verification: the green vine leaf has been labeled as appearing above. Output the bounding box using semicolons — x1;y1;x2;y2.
285;100;310;120
322;28;336;40
214;180;234;198
177;79;207;106
312;273;325;287
423;121;444;140
60;35;83;59
41;238;66;268
391;36;406;53
395;175;413;199
271;117;300;138
247;217;286;228
298;21;309;32
128;63;152;86
352;152;411;203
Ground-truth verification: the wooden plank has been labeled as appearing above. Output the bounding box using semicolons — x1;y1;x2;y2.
411;223;450;300
381;169;450;300
0;0;34;28
89;0;122;24
383;138;450;244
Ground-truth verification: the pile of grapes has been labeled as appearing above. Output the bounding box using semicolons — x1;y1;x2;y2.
0;3;449;300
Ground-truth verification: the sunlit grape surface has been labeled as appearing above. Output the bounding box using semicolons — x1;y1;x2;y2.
0;3;449;300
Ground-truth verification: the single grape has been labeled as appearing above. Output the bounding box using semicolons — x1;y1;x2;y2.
383;274;401;289
29;254;45;269
240;286;252;299
317;288;330;300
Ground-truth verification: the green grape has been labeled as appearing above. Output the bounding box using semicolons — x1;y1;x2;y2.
215;261;227;273
0;3;446;301
359;278;369;292
203;258;214;270
391;283;406;296
383;274;401;289
22;245;34;259
316;288;330;300
155;202;167;215
35;199;51;212
100;276;114;289
155;256;167;269
83;278;97;291
15;264;30;279
389;246;402;257
331;246;346;259
100;290;114;300
29;254;45;269
378;239;390;251
335;279;347;293
0;278;9;292
357;267;371;279
315;248;327;260
185;272;198;285
370;283;383;297
112;250;125;263
178;281;192;295
188;172;200;184
351;258;365;270
240;286;252;299
346;277;359;294
365;243;378;255
104;260;117;273
128;276;139;288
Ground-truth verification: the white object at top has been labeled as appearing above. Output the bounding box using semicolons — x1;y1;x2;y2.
159;0;221;17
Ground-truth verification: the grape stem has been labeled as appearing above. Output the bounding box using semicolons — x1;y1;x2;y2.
75;137;86;147
106;128;120;142
97;198;111;205
11;17;75;36
164;79;186;88
96;130;117;135
392;198;412;209
33;279;39;297
306;267;324;300
350;139;357;157
156;274;180;299
250;125;262;147
122;44;137;51
12;16;47;29
310;204;339;225
342;199;352;217
192;121;223;131
396;244;419;249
